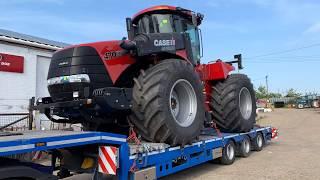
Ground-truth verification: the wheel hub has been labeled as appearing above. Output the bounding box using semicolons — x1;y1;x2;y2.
239;87;253;120
226;143;235;160
169;79;197;127
244;140;250;153
257;135;263;147
170;91;180;117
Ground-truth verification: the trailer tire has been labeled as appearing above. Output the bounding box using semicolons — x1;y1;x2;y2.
129;59;205;145
210;74;256;132
220;140;236;165
252;132;264;151
238;136;251;157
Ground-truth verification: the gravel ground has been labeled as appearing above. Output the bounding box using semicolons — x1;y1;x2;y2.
163;108;320;180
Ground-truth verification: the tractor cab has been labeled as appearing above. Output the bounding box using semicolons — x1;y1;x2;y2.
123;5;204;65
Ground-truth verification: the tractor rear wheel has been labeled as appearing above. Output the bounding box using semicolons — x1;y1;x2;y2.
129;59;205;145
210;74;256;132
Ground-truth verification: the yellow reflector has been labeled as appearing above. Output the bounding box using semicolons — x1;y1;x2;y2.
81;157;94;169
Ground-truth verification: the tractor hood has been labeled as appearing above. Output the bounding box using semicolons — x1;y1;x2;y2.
50;40;135;83
47;40;135;102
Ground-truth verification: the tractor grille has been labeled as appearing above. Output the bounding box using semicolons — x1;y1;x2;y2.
48;46;112;102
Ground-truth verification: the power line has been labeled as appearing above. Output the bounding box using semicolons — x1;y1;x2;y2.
245;58;320;63
246;56;320;60
246;43;320;59
272;55;320;58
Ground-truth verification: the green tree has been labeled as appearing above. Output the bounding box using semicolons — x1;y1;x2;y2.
269;92;282;98
285;88;301;98
255;85;282;99
255;85;268;99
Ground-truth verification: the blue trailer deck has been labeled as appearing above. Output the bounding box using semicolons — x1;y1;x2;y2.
0;126;276;179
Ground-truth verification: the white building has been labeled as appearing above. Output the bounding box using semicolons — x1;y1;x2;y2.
0;29;69;113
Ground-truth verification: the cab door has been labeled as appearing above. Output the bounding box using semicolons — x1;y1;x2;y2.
184;23;201;64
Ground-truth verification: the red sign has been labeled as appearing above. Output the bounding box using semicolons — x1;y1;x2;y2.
0;53;24;73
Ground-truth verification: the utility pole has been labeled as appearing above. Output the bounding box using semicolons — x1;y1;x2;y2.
265;75;269;99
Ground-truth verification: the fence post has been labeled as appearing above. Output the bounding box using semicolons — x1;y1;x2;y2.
28;97;35;130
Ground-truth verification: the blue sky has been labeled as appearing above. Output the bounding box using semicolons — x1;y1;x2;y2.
1;0;320;94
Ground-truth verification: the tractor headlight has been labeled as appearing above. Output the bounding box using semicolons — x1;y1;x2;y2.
47;74;90;85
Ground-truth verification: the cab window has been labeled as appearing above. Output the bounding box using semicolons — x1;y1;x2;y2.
136;14;175;33
152;14;174;33
137;16;154;33
135;14;201;63
185;23;201;63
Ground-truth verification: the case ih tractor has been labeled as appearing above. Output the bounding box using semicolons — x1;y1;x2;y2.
38;5;256;145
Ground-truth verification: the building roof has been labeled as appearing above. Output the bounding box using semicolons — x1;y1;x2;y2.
0;28;70;50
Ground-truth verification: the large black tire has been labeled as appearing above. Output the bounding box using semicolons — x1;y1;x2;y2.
129;59;205;145
220;140;236;165
252;132;264;151
210;74;256;132
237;136;251;157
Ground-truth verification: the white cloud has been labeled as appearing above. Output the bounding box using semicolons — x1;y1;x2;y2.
304;22;320;34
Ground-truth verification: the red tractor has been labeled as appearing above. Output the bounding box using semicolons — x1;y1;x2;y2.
38;5;256;145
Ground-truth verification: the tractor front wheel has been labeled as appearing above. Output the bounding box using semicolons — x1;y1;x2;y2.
129;59;205;145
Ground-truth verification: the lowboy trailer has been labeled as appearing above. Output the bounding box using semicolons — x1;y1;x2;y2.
0;126;278;179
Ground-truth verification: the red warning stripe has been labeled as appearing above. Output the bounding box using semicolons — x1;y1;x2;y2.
111;146;117;154
32;151;42;161
98;156;109;174
98;146;118;175
100;146;117;173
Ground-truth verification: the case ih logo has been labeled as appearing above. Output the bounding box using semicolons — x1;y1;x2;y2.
154;39;175;47
0;53;24;73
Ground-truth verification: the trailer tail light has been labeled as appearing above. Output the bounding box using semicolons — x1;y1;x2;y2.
271;127;279;139
98;146;118;175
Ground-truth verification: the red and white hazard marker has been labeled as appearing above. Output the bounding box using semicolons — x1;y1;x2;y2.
271;127;279;139
32;151;42;161
98;146;118;175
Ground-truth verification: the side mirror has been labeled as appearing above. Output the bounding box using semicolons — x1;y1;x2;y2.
226;54;243;70
234;54;243;70
126;18;134;40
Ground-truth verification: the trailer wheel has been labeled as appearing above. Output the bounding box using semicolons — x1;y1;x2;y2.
252;133;264;151
210;74;256;132
129;59;205;145
220;140;236;165
238;136;251;157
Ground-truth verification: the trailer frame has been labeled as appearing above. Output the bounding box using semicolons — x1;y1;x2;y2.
0;126;275;179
